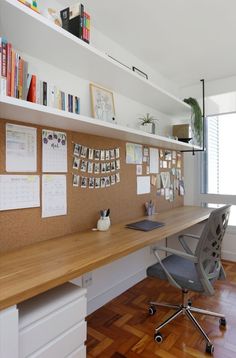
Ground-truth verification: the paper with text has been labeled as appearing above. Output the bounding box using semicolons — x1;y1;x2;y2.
0;175;40;211
149;148;159;173
42;130;67;172
6;123;37;172
42;175;67;218
137;176;150;195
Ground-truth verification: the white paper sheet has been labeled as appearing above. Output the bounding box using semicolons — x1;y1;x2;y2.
42;175;67;218
149;148;159;173
42;130;67;173
126;143;142;164
6;123;37;172
137;176;150;195
0;175;40;211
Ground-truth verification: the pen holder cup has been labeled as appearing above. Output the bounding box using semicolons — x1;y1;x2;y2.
97;216;111;231
145;205;155;216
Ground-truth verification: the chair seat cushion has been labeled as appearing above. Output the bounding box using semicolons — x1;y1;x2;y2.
147;254;204;292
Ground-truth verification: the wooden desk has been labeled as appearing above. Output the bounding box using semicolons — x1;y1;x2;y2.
0;206;213;310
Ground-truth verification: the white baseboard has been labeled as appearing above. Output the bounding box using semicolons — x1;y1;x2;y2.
222;250;236;262
87;269;146;315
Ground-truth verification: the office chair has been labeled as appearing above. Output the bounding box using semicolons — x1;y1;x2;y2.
146;205;231;355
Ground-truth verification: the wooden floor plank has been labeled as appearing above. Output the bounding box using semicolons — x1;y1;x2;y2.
87;260;236;357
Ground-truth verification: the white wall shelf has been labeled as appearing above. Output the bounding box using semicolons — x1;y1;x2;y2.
0;0;191;116
0;96;199;150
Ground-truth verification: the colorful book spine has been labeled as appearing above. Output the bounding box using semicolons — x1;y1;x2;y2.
27;74;36;103
10;49;15;97
6;42;12;96
1;38;7;78
18;57;23;99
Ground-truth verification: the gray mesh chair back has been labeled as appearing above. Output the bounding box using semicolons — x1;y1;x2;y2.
195;205;231;295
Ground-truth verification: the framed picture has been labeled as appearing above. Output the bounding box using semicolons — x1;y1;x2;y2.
90;84;116;123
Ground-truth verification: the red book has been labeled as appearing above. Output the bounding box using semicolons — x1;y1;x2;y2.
27;74;36;103
6;42;12;96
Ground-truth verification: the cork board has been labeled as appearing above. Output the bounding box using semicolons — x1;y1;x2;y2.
0;118;183;252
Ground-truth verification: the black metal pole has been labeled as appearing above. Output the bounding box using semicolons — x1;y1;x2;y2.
181;79;206;154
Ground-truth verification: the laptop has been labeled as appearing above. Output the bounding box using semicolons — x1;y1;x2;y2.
126;219;165;232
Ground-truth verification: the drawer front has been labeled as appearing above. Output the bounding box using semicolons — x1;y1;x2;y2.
20;297;86;357
67;345;86;358
28;320;86;358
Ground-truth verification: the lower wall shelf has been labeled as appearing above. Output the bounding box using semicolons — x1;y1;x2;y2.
0;96;200;150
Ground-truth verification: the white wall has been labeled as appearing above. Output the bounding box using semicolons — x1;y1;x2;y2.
12;3;180;314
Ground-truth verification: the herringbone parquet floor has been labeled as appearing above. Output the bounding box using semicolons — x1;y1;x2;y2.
87;260;236;357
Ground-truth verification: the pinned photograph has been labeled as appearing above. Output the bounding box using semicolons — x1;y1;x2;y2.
115;172;120;183
105;176;111;187
168;162;171;169
116;159;120;170
111;175;116;185
74;143;81;156
101;177;106;188
172;159;176;165
94;149;100;160
88;148;94;160
143;146;149;157
95;178;100;188
105;150;110;160
81;177;87;188
73;157;80;170
80;146;88;158
160;149;164;159
101;163;106;173
136;165;142;175
87;162;93;174
164;150;172;161
106;162;111;173
177;152;182;168
111;161;116;172
100;150;105;161
115;148;120;158
172;151;176;159
163;161;168;169
89;177;95;189
110;149;115;160
73;174;80;187
94;163;100;174
160;160;163;168
80;160;87;172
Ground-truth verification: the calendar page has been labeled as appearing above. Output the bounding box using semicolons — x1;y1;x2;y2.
42;130;67;173
0;175;40;211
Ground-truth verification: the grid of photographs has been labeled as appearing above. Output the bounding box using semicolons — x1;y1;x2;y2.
72;143;121;189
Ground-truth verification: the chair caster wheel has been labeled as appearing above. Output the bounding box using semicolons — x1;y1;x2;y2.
148;305;156;316
206;343;214;354
154;332;163;343
219;317;226;327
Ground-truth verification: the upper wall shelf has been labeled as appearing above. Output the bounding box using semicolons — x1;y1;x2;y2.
0;0;191;116
0;96;199;151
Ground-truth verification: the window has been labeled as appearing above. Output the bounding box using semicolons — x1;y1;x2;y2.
202;112;236;226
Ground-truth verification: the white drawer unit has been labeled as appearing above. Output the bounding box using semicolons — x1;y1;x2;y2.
18;283;87;358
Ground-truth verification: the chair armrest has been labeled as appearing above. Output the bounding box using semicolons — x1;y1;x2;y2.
152;248;182;290
153;246;198;263
178;234;200;255
179;234;200;240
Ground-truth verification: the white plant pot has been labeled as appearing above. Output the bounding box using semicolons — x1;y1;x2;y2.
140;123;153;134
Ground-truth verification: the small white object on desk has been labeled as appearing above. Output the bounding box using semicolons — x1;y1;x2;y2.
97;216;111;231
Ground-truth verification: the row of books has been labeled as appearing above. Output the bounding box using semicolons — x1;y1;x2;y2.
60;3;90;44
0;38;80;114
0;37;28;100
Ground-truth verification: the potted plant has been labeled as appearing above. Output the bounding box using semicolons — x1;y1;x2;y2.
139;113;158;134
183;97;203;146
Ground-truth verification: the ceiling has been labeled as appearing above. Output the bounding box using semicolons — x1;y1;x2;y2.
58;0;236;89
